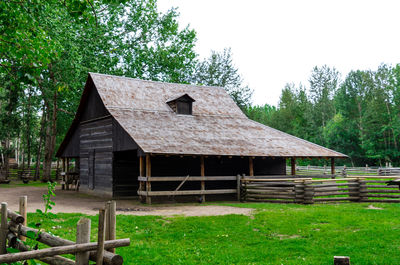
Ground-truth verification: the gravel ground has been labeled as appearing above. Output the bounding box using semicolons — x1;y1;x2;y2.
0;186;253;216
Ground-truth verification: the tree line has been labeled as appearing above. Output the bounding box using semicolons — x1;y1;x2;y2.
246;65;400;167
0;0;251;180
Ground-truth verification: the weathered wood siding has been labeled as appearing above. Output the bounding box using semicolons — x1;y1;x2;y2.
80;117;113;196
80;88;110;121
59;126;80;158
112;119;139;152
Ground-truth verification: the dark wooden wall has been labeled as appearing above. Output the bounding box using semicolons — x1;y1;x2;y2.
254;157;286;175
113;150;139;197
58;85;109;158
80;117;113;196
113;119;139;152
60;127;80;158
81;88;110;121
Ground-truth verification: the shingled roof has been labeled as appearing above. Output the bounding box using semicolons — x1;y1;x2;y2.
57;73;347;158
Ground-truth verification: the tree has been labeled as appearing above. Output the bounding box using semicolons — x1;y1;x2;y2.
246;104;277;126
308;65;339;144
1;0;200;180
194;48;253;109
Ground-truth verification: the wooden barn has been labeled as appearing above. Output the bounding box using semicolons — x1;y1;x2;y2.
56;73;346;203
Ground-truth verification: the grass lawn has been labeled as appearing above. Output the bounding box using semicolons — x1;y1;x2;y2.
0;181;49;188
22;202;400;265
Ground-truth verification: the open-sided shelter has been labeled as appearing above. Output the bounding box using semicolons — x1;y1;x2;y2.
56;73;347;203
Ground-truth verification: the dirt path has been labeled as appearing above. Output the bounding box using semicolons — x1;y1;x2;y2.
0;186;252;216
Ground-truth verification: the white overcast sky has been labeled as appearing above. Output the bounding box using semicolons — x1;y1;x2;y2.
157;0;400;106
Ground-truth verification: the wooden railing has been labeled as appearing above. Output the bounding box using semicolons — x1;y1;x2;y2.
0;198;129;264
241;176;400;203
286;165;400;176
0;168;59;181
137;175;241;199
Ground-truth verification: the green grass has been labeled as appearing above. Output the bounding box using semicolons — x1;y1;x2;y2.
0;180;49;188
23;203;400;264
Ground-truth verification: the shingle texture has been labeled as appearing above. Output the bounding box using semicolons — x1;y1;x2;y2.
89;73;346;158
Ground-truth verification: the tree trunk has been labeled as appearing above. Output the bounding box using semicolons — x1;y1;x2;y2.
34;108;46;181
43;78;58;182
26;89;32;170
4;139;10;180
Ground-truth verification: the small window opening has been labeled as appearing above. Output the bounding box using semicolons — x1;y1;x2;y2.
166;94;195;115
177;101;192;115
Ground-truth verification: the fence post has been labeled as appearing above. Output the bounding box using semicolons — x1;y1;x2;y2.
236;174;241;201
105;201;116;253
19;196;27;241
358;179;367;202
96;209;106;265
350;179;360;202
76;218;91;265
303;180;314;204
0;202;7;254
242;174;247;202
342;165;347;177
334;256;350;265
294;181;305;204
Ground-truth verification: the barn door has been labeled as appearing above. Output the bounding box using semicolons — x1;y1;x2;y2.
88;149;95;190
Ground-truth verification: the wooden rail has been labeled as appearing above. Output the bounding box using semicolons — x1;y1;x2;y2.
241;176;400;204
1;198;129;265
138;176;238;181
138;175;241;203
287;165;400;177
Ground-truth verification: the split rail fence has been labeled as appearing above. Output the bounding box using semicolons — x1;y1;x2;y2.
241;176;400;203
0;197;130;264
287;165;400;177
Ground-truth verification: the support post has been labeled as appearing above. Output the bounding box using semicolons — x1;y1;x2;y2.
96;209;106;265
200;156;205;203
139;156;144;201
249;157;254;176
331;158;335;176
19;196;27;241
291;158;296;176
66;158;70;190
146;154;152;204
76;218;91;265
0;202;7;254
62;158;66;190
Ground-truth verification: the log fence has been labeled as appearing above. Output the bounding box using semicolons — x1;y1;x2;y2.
241;176;400;204
0;197;130;264
287;165;400;177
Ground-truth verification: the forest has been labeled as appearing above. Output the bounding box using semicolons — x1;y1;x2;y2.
0;0;399;182
247;64;400;167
